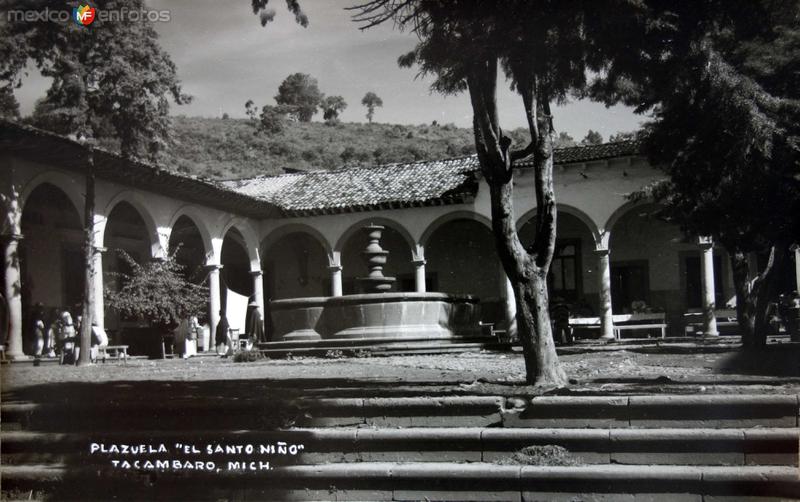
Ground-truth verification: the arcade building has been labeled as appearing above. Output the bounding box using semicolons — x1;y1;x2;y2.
2;120;799;358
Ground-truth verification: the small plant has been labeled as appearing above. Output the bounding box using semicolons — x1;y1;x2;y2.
496;445;582;466
233;349;264;363
324;349;344;359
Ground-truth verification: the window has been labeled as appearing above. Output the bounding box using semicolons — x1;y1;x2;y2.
549;239;581;301
611;261;650;313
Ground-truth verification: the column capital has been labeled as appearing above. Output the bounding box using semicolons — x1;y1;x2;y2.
593;247;610;257
697;236;713;249
412;258;426;267
249;269;263;277
205;263;223;271
94;246;108;253
328;264;343;272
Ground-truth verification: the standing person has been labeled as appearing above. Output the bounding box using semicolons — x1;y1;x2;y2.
31;303;46;357
215;309;230;357
58;310;77;364
551;297;573;346
245;300;265;346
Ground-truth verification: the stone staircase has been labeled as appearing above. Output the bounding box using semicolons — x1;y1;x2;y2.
2;384;799;501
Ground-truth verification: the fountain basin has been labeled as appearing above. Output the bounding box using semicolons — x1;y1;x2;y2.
269;292;482;342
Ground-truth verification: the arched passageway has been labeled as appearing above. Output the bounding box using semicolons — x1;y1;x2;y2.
262;232;328;300
518;211;599;316
103;201;153;331
19;183;83;354
340;225;414;294
424;218;502;323
168;216;207;285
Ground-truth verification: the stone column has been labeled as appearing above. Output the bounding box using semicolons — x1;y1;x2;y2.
93;247;107;329
794;246;800;293
502;274;518;339
699;237;719;336
3;233;25;359
329;264;343;297
595;248;615;340
207;264;222;341
413;258;426;293
250;270;265;314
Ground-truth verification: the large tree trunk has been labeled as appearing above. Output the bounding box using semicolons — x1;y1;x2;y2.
729;244;786;349
466;60;567;388
729;249;756;345
752;243;788;347
77;149;95;366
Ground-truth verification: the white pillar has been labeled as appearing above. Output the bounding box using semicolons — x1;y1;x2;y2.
595;248;615;340
93;247;106;329
3;233;25;359
250;270;265;314
699;237;719;336
329;265;343;297
413;259;426;293
794;246;800;293
502;274;517;338
208;264;222;340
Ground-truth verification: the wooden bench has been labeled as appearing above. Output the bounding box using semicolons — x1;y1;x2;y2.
570;313;667;339
612;313;667;339
98;345;129;364
684;309;738;335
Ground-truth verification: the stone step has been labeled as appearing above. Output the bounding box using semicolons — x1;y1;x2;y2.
2;462;798;501
257;336;507;358
2;428;797;467
3;394;798;431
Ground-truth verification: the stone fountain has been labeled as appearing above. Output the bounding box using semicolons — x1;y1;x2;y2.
267;224;483;345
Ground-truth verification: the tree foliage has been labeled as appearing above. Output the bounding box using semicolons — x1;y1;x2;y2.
581;130;603;146
361;91;383;123
105;249;208;328
0;0;190;159
595;1;800;346
321;95;347;124
275;73;322;122
0;86;20;119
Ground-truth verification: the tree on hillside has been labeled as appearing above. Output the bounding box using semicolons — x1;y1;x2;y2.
554;132;577;148
0;0;190;159
591;1;800;347
321;95;348;124
275;73;323;122
361;92;383;123
245;99;258;121
608;131;639;143
581;130;603;146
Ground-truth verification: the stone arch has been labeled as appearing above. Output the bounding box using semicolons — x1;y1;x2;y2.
167;206;214;261
221;217;261;270
516;204;602;247
334;217;415;257
261;223;333;261
261;223;332;300
21;171;83;220
601;199;653;249
419;210;493;249
103;190;161;257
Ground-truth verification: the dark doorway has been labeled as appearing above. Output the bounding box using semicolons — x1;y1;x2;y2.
611;261;649;313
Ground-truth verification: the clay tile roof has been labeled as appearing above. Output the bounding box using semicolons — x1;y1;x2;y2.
221;156;481;216
223;140;642;216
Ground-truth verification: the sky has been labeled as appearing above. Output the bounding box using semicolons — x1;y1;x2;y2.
14;0;646;140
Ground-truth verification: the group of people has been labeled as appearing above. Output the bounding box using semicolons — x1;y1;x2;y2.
213;301;265;357
28;304;108;364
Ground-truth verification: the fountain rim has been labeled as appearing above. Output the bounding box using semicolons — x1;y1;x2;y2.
270;291;479;309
